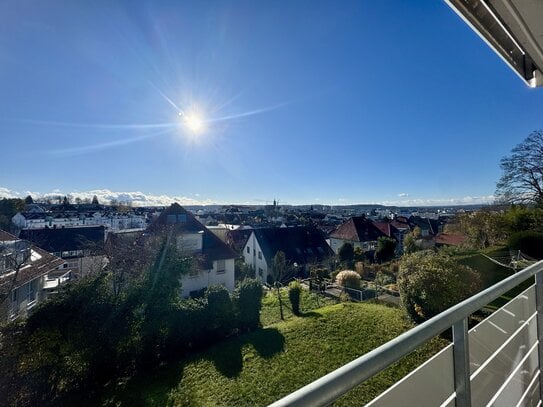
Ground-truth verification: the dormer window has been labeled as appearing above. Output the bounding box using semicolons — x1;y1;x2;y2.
177;232;203;253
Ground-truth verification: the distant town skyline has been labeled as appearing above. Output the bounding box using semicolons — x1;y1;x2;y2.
1;1;542;205
0;186;494;207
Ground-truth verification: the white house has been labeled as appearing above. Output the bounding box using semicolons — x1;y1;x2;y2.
0;230;67;322
148;203;237;298
329;216;387;254
242;226;334;284
12;210;147;232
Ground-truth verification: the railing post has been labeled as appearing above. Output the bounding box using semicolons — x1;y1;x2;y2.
453;318;472;407
535;272;543;403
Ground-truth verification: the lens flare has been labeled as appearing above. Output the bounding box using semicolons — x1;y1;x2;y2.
180;111;205;133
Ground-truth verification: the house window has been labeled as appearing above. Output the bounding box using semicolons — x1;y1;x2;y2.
11;289;17;302
27;281;36;304
247;246;250;254
258;251;262;260
216;260;226;274
177;214;187;223
167;214;177;224
258;268;263;277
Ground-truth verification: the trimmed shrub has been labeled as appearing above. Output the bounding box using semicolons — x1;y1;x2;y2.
288;280;302;315
338;243;355;268
236;278;263;330
508;231;543;260
206;285;234;337
168;298;208;352
335;270;361;289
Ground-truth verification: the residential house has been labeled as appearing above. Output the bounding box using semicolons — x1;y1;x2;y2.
390;218;411;250
225;226;253;255
12;209;147;232
408;216;444;237
0;230;66;322
434;233;466;247
19;226;107;278
148;203;237;298
329;216;387;254
242;226;333;283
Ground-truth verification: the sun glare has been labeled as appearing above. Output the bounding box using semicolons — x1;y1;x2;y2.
180;111;205;133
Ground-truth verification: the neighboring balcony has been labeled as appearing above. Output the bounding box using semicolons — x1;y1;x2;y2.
270;260;543;407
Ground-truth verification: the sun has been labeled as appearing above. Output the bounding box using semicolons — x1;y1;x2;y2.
180;111;205;133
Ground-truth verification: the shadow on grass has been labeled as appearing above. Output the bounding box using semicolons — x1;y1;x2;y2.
209;327;285;377
69;327;285;405
67;362;187;407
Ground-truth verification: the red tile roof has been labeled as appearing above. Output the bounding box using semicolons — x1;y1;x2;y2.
372;222;392;237
330;217;386;242
434;233;466;246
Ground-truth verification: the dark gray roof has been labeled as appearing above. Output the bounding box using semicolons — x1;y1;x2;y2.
19;226;105;253
252;226;333;265
148;203;236;266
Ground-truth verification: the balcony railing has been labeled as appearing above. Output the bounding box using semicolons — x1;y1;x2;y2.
269;260;543;407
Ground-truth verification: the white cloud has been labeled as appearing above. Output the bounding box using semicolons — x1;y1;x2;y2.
0;187;220;207
0;186;496;207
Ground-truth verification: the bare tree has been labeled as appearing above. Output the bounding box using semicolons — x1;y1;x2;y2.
496;130;543;205
0;240;30;312
104;232;165;297
271;251;287;320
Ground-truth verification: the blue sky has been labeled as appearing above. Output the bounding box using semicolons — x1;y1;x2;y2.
1;1;542;206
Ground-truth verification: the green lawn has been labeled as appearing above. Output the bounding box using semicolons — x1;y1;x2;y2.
260;286;337;326
98;303;447;407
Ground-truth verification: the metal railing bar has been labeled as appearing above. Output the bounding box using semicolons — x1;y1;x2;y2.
470;310;536;380
269;260;543;407
514;369;540;407
439;392;456;407
535;272;543;404
453;318;471;407
485;341;538;407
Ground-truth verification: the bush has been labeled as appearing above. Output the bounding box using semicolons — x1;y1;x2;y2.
375;270;395;287
338;243;354;265
398;251;481;323
508;231;543;259
168;298;208;352
353;246;365;262
310;266;329;280
335;270;361;289
375;237;396;262
288;281;302;315
236;278;263;330
206;285;234;337
354;261;365;277
235;258;255;281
